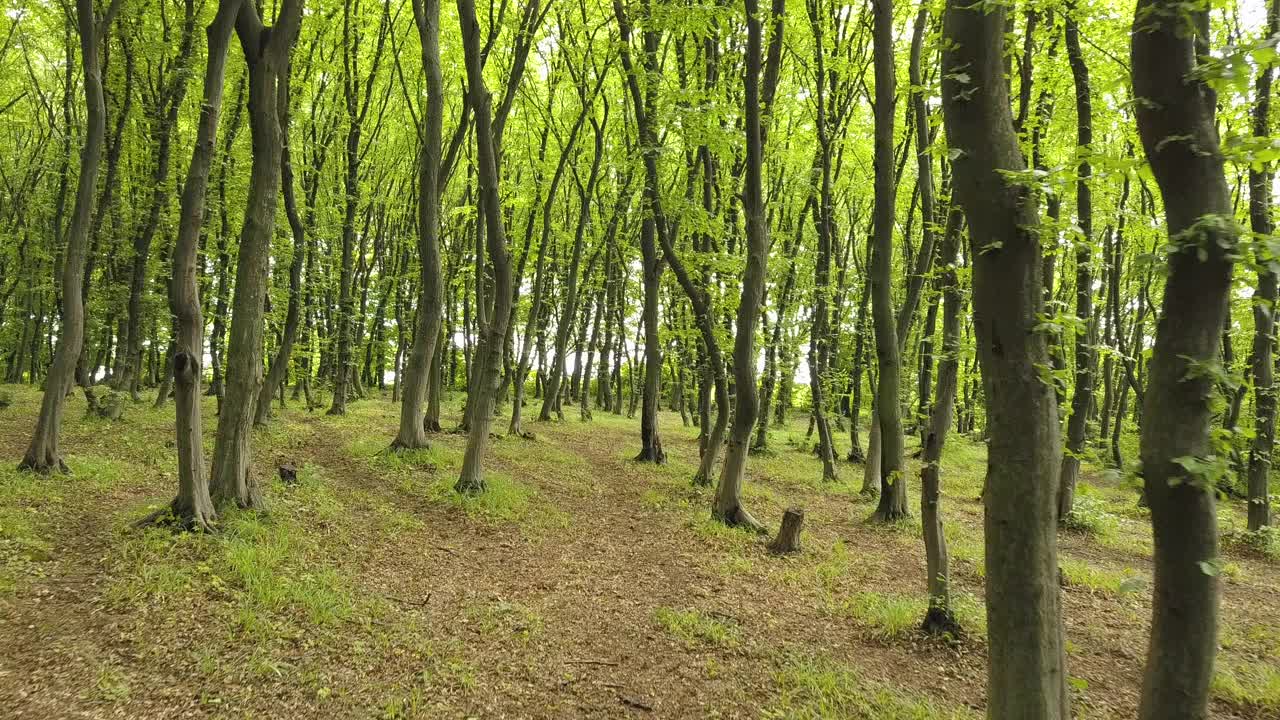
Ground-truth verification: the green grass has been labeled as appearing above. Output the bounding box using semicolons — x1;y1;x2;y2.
838;590;987;640
1212;659;1280;711
1061;486;1120;537
420;472;533;523
765;654;979;719
1060;558;1146;596
108;478;358;638
462;599;543;643
653;607;741;648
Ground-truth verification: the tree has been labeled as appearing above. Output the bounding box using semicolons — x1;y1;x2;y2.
867;0;904;522
19;0;122;473
207;0;303;509
392;0;445;451
713;0;782;530
1131;0;1237;716
942;0;1068;716
1246;0;1279;532
453;0;515;495
154;0;245;530
614;0;665;464
1058;0;1094;522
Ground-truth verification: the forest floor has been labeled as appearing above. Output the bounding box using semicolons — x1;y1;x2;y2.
0;383;1278;719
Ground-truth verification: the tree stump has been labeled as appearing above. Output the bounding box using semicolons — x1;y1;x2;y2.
768;507;805;554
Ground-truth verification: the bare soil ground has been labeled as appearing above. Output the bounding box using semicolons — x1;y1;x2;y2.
0;384;1277;719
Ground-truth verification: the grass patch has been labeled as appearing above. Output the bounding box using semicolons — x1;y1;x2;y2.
1060;487;1119;537
1213;659;1280;711
462;599;543;643
765;654;978;719
109;487;356;635
653;607;741;648
838;590;986;641
1060;558;1146;596
419;472;533;524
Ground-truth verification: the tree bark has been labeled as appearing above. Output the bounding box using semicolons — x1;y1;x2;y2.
454;0;515;495
615;0;666;464
868;0;905;522
254;53;306;427
713;0;780;531
20;0;121;473
1246;0;1279;532
920;204;963;635
941;0;1069;715
392;0;445;451
1058;3;1094;522
1131;3;1235;717
208;0;302;509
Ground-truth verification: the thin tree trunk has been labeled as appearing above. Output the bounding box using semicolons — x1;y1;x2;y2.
921;203;964;635
1246;0;1279;532
254;53;306;427
20;0;120;473
1058;3;1095;520
868;0;905;522
392;0;444;450
454;0;515;495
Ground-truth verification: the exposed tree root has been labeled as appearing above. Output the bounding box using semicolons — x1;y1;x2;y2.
712;504;767;535
134;502;218;533
633;447;667;464
17;454;69;475
869;506;911;524
454;476;486;496
920;607;964;640
389;438;429;453
846;446;866;464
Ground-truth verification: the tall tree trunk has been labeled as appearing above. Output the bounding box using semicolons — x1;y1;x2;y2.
392;0;444;450
1132;3;1235;718
454;0;515;495
920;203;964;635
615;0;665;464
254;54;306;427
942;0;1069;715
714;0;780;530
20;0;120;473
208;0;302;509
1246;0;1279;532
329;2;389;415
1058;4;1094;521
868;0;905;522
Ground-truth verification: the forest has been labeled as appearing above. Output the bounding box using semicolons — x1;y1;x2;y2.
0;0;1278;716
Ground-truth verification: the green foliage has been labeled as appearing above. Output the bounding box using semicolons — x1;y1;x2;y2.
1060;487;1119;537
1221;525;1280;561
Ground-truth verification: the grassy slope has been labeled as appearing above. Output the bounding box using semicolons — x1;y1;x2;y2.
0;382;1277;719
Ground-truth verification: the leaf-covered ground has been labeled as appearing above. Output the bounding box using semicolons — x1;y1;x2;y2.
0;383;1277;719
